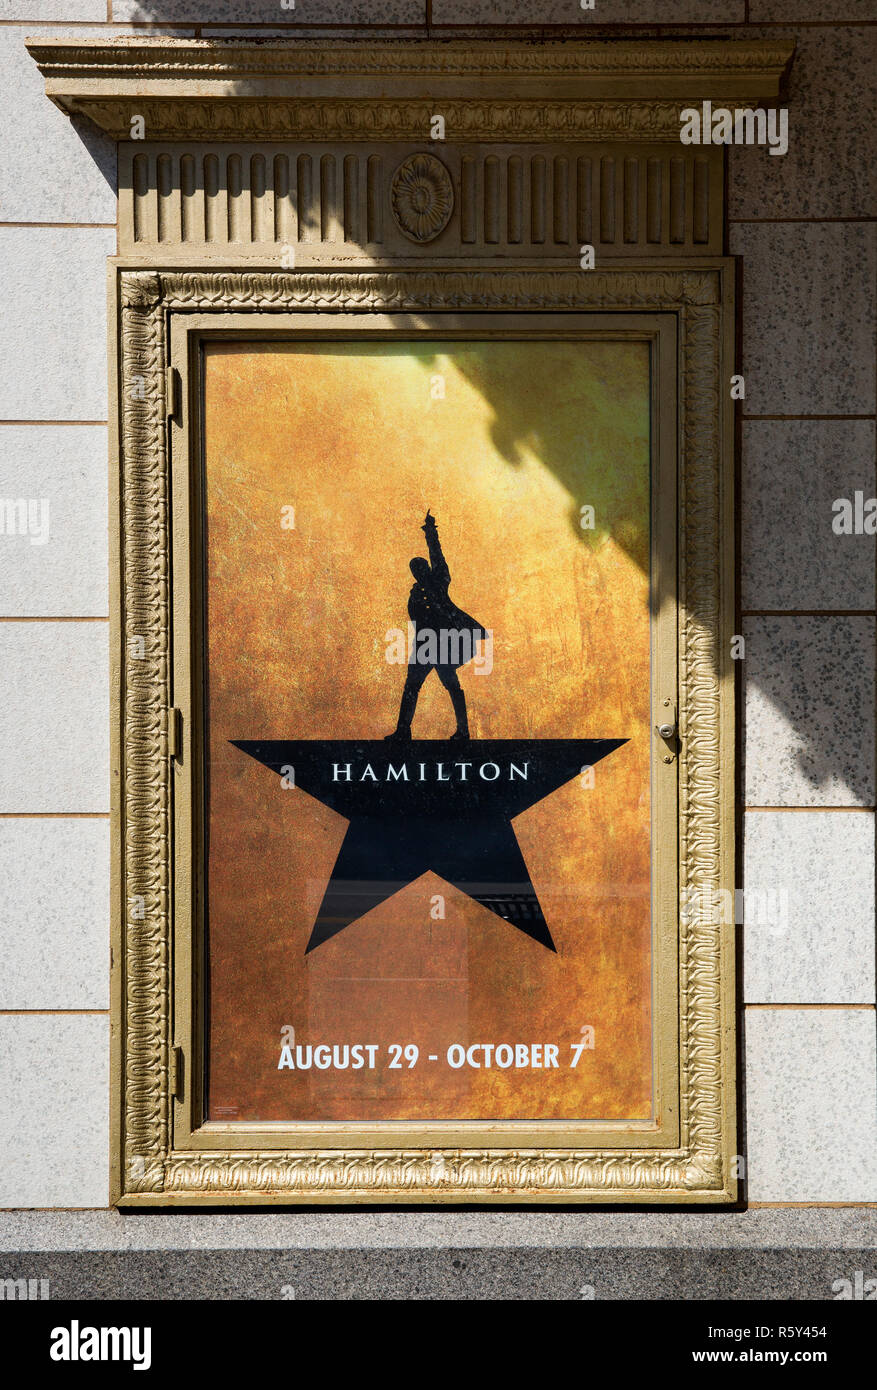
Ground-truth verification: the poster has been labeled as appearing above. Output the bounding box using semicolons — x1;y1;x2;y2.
202;337;652;1124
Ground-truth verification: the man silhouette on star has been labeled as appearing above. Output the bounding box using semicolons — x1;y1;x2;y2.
233;514;628;952
386;510;487;743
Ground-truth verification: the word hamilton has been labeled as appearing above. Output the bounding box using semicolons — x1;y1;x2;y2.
331;757;530;783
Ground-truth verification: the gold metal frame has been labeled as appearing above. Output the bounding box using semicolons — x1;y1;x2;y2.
110;263;736;1205
171;310;678;1155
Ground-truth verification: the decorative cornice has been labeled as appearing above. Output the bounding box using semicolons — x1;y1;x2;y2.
26;37;797;81
56;98;707;144
27;37;794;144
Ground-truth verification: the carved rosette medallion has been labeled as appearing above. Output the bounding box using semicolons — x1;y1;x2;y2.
390;153;454;243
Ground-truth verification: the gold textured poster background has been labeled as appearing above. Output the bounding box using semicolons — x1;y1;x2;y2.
204;340;652;1121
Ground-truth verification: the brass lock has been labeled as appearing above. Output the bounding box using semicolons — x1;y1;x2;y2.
656;703;678;754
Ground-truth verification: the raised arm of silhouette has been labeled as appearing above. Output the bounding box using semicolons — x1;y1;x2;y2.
423;509;450;590
385;511;486;743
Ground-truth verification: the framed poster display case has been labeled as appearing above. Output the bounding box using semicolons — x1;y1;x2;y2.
29;36;793;1204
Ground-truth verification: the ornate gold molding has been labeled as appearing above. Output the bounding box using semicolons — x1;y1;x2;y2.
115;265;735;1205
28;98;749;145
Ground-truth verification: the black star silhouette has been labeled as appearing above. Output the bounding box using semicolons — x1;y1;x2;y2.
232;738;626;954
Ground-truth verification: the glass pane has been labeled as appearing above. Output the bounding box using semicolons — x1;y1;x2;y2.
201;338;653;1124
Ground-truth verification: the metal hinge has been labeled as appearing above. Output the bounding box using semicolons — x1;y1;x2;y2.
169;1045;185;1102
166;706;182;760
166;364;181;422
